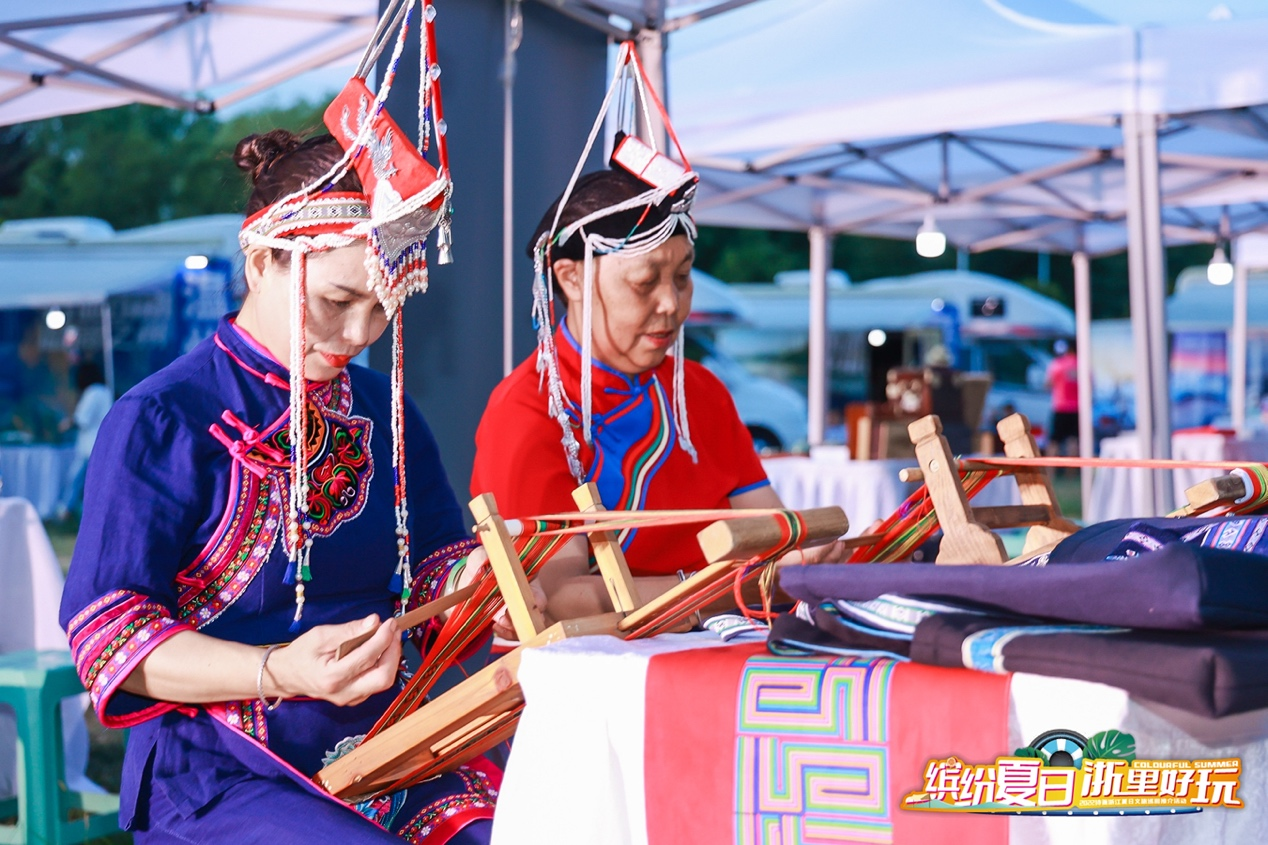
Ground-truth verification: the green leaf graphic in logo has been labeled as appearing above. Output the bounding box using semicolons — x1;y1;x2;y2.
1012;746;1043;759
1083;730;1136;762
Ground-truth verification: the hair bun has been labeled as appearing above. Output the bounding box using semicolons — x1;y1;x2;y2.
234;130;304;184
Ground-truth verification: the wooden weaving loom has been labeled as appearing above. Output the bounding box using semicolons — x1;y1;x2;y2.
840;412;1078;565
315;485;847;802
886;414;1268;565
899;412;1080;564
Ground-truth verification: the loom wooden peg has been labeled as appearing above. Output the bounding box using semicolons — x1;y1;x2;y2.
1184;474;1248;515
996;413;1080;552
696;507;848;564
572;483;642;614
469;493;546;642
908;414;1008;564
899;467;924;483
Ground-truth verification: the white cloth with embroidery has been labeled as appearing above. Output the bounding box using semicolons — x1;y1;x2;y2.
492;632;1268;845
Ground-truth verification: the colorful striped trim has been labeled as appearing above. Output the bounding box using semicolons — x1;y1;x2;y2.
177;469;282;628
729;478;772;497
217;698;271;744
66;589;194;726
398;765;499;844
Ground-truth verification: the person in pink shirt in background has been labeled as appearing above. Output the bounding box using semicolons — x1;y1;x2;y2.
1045;338;1080;461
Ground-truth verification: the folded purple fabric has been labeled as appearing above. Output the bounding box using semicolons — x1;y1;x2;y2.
779;542;1268;631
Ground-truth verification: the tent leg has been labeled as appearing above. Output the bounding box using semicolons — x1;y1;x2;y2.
1231;254;1249;436
807;225;831;448
501;0;521;377
634;15;668;152
101;301;115;396
1121;111;1160;515
1138;111;1173;512
1073;250;1093;521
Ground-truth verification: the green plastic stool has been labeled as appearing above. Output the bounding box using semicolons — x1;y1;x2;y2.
0;651;120;844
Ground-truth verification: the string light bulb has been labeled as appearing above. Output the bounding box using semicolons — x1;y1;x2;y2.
916;213;946;258
1207;245;1233;286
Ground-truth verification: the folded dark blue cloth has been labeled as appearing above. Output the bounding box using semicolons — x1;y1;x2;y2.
779;541;1268;631
912;612;1268;718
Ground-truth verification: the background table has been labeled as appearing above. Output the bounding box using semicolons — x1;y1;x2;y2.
0;497;96;798
0;444;74;519
1088;431;1268;521
492;633;1267;845
763;454;1021;535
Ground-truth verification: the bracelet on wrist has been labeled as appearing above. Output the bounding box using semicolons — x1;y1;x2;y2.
257;644;285;712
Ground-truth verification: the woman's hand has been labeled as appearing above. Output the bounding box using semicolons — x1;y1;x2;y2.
491;580;548;641
449;546;548;640
780;518;886;565
267;614;402;707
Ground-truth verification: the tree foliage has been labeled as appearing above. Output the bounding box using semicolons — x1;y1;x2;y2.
0;100;1213;316
0;99;329;230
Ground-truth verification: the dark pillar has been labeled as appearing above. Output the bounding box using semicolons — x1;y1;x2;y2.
375;0;606;495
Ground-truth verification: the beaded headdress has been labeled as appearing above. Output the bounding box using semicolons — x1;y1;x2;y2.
238;0;451;630
531;42;700;482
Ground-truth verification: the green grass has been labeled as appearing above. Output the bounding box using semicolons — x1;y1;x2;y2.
43;519;78;574
1050;473;1084;522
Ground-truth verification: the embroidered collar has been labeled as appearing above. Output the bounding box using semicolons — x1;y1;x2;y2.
552;321;662;414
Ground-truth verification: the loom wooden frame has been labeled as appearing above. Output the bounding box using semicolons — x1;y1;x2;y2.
903;412;1079;564
316;487;848;801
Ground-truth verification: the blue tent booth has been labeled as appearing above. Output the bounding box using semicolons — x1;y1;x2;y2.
0;215;244;425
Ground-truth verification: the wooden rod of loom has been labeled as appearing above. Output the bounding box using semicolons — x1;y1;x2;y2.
617;507;847;635
336;584;478;660
1179;474;1249;516
469;493;546;642
572;483;643;614
696;506;849;563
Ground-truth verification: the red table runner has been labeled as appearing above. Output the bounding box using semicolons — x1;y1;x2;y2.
644;644;1010;844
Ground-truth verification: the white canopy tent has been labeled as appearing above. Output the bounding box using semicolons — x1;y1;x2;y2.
648;0;1268;514
0;1;376;125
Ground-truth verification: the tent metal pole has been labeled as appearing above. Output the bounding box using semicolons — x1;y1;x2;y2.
1073;249;1094;521
1139;111;1173;513
1121;111;1158;515
501;0;522;377
807;225;830;447
1231;250;1249;436
101;301;115;396
634;10;668;153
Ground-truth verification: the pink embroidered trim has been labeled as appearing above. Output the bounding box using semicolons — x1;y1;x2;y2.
177;469;283;629
66;589;194;727
398;763;500;844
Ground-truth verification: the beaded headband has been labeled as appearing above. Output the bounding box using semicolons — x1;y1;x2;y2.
531;42;700;482
236;0;452;631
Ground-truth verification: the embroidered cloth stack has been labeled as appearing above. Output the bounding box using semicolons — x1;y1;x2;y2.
774;516;1268;717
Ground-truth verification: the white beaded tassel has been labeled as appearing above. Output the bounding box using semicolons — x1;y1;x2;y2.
580;239;595;446
531;239;584;482
672;327;698;462
287;249;313;631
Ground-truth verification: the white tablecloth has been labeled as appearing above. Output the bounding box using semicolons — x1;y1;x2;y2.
0;444;75;518
493;634;1268;845
762;454;1020;535
1087;432;1268;521
0;497;95;798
